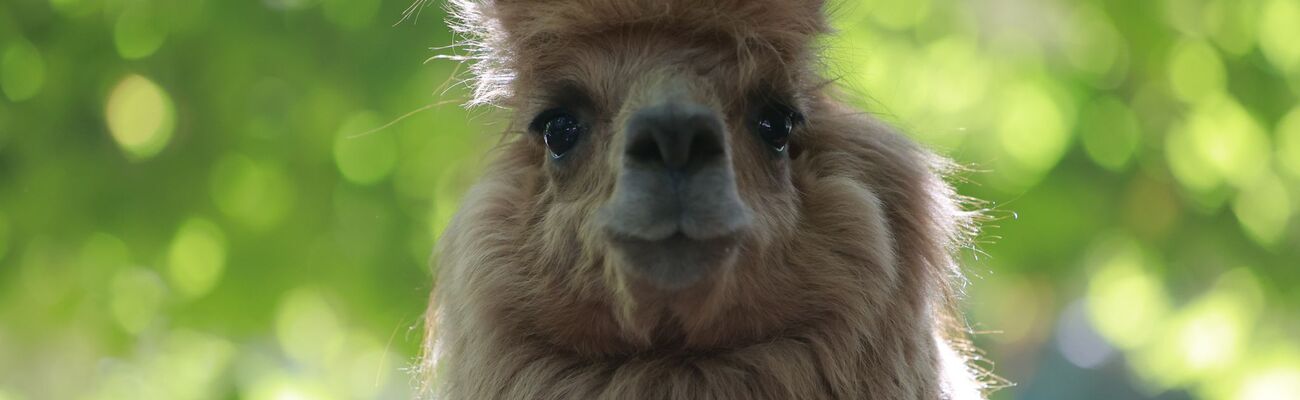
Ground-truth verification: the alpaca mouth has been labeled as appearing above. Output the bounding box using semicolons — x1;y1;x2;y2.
606;229;743;290
599;194;753;290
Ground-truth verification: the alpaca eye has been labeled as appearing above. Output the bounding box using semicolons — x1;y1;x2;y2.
532;109;583;158
755;104;800;152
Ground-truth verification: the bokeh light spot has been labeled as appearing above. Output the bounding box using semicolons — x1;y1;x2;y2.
1203;0;1260;56
275;288;344;367
1057;300;1114;369
1134;268;1262;388
1161;0;1204;35
344;338;399;399
1085;236;1169;350
1;39;46;102
246;376;336;400
1165;121;1220;193
114;5;168;60
210;154;297;230
1165;94;1270;194
996;80;1073;186
1167;40;1225;103
1232;363;1300;400
1178;304;1242;370
1259;0;1300;74
155;330;237;399
1079;96;1141;171
910;36;989;148
1232;173;1292;246
111;268;167;334
106;74;176;161
166;217;228;299
333;111;397;185
1064;5;1124;81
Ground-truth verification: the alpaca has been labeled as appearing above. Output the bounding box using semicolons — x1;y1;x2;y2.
420;0;990;398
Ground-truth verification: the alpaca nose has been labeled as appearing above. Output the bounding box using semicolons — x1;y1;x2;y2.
603;100;750;248
605;102;750;290
624;103;725;170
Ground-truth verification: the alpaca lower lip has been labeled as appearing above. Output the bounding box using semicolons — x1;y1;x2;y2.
607;232;740;290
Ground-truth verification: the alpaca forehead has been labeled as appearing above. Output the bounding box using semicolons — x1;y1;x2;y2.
485;0;827;42
457;0;827;107
514;29;796;114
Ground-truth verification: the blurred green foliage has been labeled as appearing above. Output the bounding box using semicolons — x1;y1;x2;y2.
0;0;1296;399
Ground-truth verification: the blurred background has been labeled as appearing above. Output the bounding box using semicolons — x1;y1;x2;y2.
0;0;1296;399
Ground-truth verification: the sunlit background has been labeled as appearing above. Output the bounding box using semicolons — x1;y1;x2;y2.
0;0;1297;399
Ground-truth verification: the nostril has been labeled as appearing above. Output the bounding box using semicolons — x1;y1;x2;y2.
626;131;662;164
688;127;724;164
624;104;725;170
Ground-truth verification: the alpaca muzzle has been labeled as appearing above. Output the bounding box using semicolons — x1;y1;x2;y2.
599;102;753;289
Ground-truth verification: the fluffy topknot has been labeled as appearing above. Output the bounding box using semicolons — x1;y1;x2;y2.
438;0;829;106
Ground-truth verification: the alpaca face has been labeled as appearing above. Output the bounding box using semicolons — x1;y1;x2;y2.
438;0;855;351
513;29;812;293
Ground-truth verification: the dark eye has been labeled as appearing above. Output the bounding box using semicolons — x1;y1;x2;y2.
531;109;583;158
754;104;800;152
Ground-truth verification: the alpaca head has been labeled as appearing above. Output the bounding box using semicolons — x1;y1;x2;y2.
437;0;967;355
455;0;825;286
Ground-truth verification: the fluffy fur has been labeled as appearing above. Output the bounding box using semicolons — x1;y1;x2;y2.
419;0;990;398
